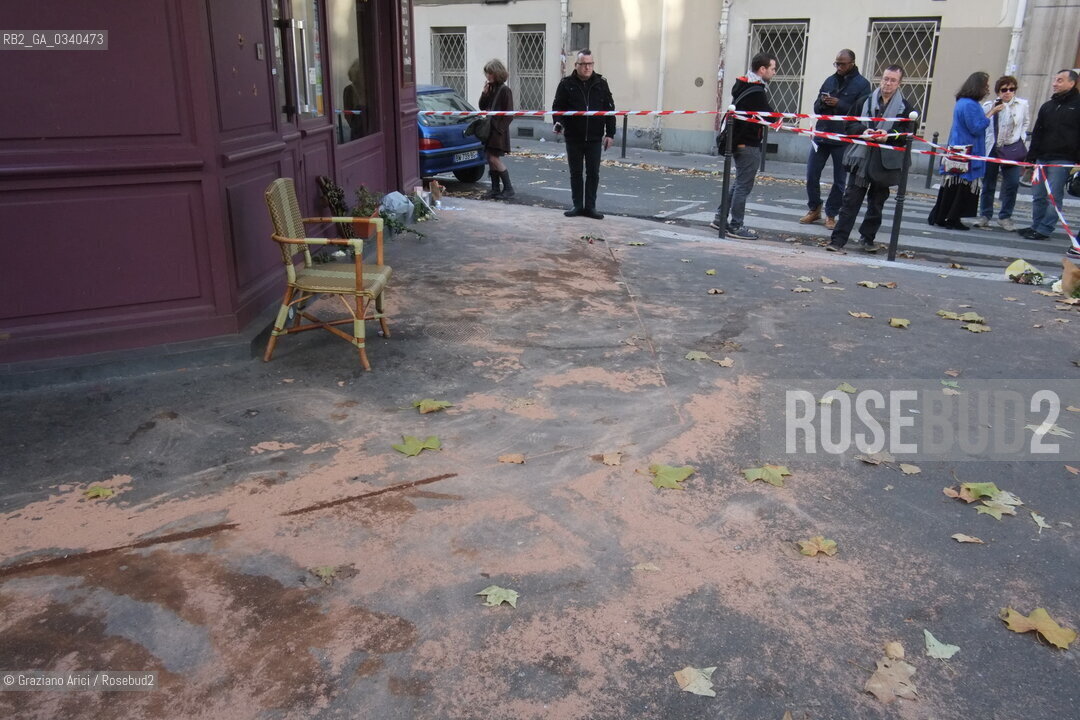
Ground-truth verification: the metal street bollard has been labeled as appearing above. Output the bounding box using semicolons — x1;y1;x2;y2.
924;131;939;188
621;116;628;158
717;105;736;237
888;111;919;262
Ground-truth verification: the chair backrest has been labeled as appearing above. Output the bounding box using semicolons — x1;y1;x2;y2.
264;178;307;262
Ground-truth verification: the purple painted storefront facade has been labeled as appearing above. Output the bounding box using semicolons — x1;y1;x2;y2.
0;0;419;364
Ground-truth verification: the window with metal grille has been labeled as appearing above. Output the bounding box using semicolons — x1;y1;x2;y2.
747;20;808;121
865;18;940;130
432;28;467;99
509;25;545;111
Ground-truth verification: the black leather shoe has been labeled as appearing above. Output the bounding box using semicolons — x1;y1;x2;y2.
582;208;604;220
944;220;970;231
564;207;583;217
1018;227;1050;240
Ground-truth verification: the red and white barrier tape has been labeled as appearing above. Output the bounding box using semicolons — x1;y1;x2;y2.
413;109;910;122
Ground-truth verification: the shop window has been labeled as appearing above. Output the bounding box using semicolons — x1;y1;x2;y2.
329;0;379;143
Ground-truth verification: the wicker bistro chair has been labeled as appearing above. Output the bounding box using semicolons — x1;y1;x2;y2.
263;178;391;370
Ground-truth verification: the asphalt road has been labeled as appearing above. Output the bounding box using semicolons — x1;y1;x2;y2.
436;144;1077;273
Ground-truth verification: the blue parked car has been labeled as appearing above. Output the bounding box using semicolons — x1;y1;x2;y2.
417;84;487;183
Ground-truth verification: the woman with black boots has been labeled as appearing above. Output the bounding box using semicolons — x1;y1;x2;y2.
929;72;1005;230
478;59;515;200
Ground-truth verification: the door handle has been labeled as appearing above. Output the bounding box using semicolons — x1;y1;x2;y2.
291;19;309;114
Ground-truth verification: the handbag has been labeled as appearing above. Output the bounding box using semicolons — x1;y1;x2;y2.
1068;170;1080;198
465;116;494;142
465;84;506;143
997;139;1027;162
942;145;971;175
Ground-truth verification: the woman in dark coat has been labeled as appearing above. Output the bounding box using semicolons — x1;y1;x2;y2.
478;58;515;199
929;72;1005;229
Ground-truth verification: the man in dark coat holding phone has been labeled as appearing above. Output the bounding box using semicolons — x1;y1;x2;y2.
552;49;616;219
800;49;871;230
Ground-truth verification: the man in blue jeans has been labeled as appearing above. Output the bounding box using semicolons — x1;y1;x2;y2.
1019;69;1080;242
800;49;871;230
711;52;778;240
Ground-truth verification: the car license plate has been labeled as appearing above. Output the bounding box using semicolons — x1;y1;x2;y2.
453;150;478;163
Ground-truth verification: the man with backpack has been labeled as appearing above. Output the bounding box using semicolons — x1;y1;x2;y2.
711;52;778;239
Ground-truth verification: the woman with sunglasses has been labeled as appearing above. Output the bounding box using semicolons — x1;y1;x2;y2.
973;76;1030;231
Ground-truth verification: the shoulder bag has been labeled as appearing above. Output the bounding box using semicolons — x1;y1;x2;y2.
942;145;972;175
465;84;506;143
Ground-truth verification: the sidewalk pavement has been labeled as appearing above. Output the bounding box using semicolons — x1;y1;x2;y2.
1;199;1077;719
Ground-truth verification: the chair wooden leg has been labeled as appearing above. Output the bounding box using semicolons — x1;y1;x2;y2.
263;287;295;362
354;296;371;370
376;291;390;337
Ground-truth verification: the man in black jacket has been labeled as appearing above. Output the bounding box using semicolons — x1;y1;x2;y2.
1019;69;1080;242
800;49;871;230
552;49;616;219
711;52;778;239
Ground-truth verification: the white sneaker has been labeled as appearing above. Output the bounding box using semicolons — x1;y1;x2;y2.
996;217;1016;232
971;216;990;228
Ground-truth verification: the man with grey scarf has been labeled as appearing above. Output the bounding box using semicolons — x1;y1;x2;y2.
826;65;917;252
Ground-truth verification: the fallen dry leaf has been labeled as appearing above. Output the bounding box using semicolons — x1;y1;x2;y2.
857;281;879;289
963;323;991;333
792;286;813;293
498;453;526;464
889;318;911;328
310;566;338;585
899;463;921;475
798;535;838;557
943;388;961;396
649;464;695;490
865;657;918;704
477;585;519;608
1066;465;1079;475
820;276;837;284
743;464;792;487
413;398;452;414
632;562;660;572
707;288;725;295
849;311;874;319
951;533;984;544
705;269;717;276
944;369;961;377
1000;607;1077;649
856;450;896;465
884;641;905;660
673;666;717;697
1031;511;1051;531
602;452;623;466
923;630;960;659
